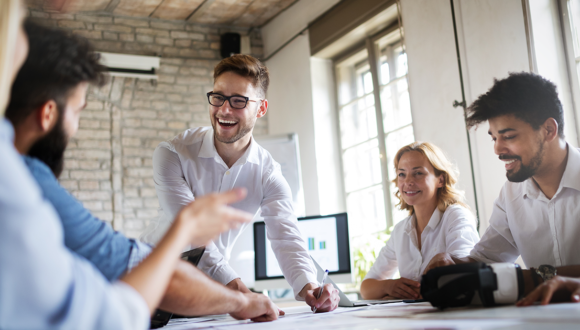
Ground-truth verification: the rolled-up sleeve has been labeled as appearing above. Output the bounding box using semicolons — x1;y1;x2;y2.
444;207;480;259
261;166;318;298
127;240;153;271
470;190;519;264
364;233;399;280
197;241;240;285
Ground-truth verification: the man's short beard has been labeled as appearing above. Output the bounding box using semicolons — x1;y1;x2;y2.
212;120;253;144
506;142;544;183
28;117;69;178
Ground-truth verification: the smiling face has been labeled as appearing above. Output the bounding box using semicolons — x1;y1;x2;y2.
488;114;545;182
209;71;266;145
396;150;444;210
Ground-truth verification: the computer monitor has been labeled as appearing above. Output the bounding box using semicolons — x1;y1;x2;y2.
253;212;352;291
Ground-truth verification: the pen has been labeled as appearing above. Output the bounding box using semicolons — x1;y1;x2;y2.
312;269;329;314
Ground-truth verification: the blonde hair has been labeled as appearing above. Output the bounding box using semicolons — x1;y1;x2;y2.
393;141;468;215
0;0;22;114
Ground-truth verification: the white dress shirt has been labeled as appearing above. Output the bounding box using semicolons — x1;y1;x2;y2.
470;145;580;268
365;204;479;282
0;119;149;330
141;127;317;297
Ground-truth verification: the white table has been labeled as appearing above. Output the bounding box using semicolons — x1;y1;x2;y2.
162;301;580;330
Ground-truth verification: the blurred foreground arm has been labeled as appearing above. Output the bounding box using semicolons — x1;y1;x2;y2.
121;189;253;314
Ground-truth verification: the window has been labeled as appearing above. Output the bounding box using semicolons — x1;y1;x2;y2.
569;0;580;80
335;28;414;249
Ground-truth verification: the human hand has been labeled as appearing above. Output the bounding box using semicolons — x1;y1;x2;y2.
300;283;340;313
385;277;421;299
517;276;580;306
423;252;456;274
230;292;279;322
175;188;252;246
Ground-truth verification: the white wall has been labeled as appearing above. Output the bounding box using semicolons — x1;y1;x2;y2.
399;0;477;224
262;0;341;58
457;0;532;232
264;31;322;216
311;57;346;215
261;0;343;216
400;0;535;233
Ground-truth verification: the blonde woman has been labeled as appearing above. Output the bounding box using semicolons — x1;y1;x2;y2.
360;142;480;300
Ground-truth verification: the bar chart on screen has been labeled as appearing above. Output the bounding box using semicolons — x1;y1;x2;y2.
265;217;339;277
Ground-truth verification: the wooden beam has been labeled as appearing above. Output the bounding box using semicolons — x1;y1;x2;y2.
113;0;164;17
151;0;205;20
105;0;121;12
186;0;217;22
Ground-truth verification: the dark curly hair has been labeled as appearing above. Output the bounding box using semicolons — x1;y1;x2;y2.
5;20;107;177
5;19;107;127
466;72;565;138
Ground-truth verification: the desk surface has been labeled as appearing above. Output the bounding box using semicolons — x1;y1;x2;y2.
163;302;580;330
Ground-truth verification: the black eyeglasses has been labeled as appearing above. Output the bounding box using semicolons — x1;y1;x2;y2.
207;92;261;109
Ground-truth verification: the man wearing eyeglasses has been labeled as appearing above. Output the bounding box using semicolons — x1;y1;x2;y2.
141;54;340;313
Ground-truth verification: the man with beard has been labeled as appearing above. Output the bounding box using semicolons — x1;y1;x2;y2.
424;72;580;301
6;20;278;321
140;54;340;312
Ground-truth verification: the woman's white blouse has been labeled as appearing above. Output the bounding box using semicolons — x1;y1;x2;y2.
364;204;480;282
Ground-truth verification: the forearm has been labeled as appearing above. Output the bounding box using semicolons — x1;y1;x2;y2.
159;261;248;316
452;255;477;264
360;279;389;299
520;266;580;296
556;265;580;277
121;220;190;313
226;278;252;293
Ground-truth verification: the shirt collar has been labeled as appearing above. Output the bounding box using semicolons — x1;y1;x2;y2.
560;144;580;192
198;127;260;166
523;143;580;199
0;118;15;142
403;207;443;235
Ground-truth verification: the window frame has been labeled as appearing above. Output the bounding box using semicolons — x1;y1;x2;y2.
558;0;580;138
332;23;412;232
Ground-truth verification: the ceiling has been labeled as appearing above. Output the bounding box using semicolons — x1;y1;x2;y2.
28;0;299;27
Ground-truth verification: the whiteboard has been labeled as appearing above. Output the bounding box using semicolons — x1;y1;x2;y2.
255;133;305;217
228;133;305;288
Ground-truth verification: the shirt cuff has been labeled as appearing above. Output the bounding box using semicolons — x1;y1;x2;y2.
127;240;153;271
110;281;150;330
468;250;500;264
292;272;319;300
210;263;240;285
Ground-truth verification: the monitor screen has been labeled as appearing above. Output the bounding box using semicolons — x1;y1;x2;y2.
254;212;351;281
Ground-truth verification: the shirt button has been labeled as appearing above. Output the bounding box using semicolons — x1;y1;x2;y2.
226;171;230;175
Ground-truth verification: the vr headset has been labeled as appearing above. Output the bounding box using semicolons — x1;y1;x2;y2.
421;262;524;309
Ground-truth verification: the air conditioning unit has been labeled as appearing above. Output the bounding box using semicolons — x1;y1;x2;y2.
98;52;160;79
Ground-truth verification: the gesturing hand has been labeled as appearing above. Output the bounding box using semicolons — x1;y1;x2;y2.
423;252;456;275
176;188;253;247
385;277;421;299
517;276;580;306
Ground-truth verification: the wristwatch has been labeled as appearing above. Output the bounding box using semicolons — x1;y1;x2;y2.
535;264;557;282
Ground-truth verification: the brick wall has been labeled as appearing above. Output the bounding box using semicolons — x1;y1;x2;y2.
29;9;268;238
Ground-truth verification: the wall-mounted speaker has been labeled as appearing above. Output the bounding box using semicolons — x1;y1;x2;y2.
220;32;241;58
